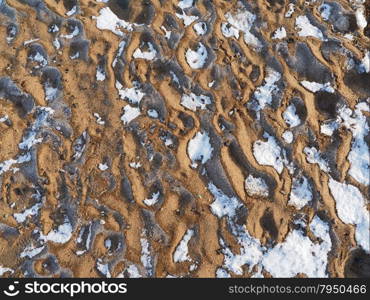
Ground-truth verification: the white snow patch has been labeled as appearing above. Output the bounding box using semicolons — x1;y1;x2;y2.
300;81;334;93
244;175;269;198
223;6;261;49
133;42;157;60
193;22;207;35
176;12;199;26
282;130;293;143
46;218;73;244
355;6;367;29
288;176;313;209
328;178;369;252
98;163;108;171
116;81;145;104
20;244;45;258
143;191;160;206
253;133;285;174
173;229;194;263
93;7;133;36
253;68;281;111
180;92;211;111
304;147;330;173
272;27;287;39
187;131;213;167
185;43;208;69
262;216;332;277
13;203;42;223
338;103;369;186
283;104;301;127
295;15;325;40
208;183;242;219
120;105;140;125
96;259;111;278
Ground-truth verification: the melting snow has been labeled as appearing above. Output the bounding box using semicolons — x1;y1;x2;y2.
288;176;313;209
133;42;157;60
116;81;145;104
181;92;211;111
304;147;330;173
283;104;301;127
143;191;160;206
173;229;194;263
253;133;285;174
295;15;325;40
244;175;269;198
193;22;207;35
185;43;208;69
121;105;141;125
187;131;213;167
93;7;133;36
300;81;334;93
328;178;369;252
282;130;293;143
272;27;287;39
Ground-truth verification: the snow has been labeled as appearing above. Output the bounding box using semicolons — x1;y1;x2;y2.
221;23;240;38
193;22;207;35
0;114;9;123
46;218;73;244
0;154;31;175
288;176;313;209
244;175;269;198
187;131;213;167
93;7;133;36
176;12;199;26
338;103;369;186
300;81;334;93
283;104;301;127
13;203;42;223
320;120;338;136
116;81;145;104
133;42;157;60
216;268;231;278
328;178;369;252
0;266;13;276
272;27;287;39
282;130;293;143
20;244;45;258
129;161;141;169
161;26;171;39
253;68;281;111
93;113;105;125
253;132;285;174
185;43;208;69
143;191;160;206
208;183;242;219
223;6;261;49
319;3;332;21
66;5;77;17
147;109;158;119
118;264;142;278
96;259;111;278
360;51;370;73
121;105;140;125
96;66;106;81
98;163;109;171
173;229;194;263
180;92;211;111
60;26;79;39
178;0;193;9
355;6;367;29
304;147;330;173
262;217;332;277
285;3;295;18
295;16;325;41
24;38;40;46
140;233;153;275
